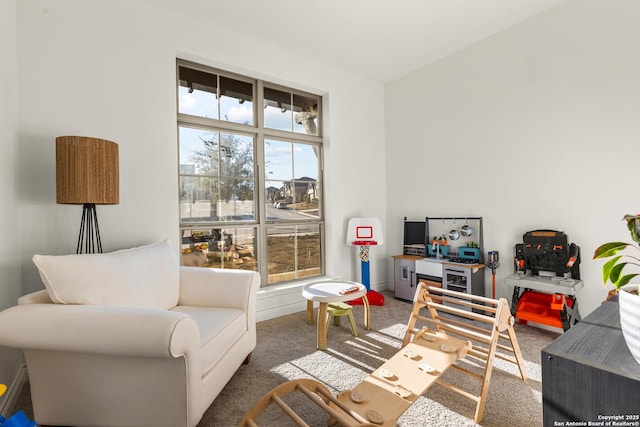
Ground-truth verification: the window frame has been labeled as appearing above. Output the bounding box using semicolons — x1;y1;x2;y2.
176;59;325;286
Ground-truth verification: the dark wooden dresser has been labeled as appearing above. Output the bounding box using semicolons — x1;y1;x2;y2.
541;297;640;426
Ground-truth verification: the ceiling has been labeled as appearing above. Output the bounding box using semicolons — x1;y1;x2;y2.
144;0;568;83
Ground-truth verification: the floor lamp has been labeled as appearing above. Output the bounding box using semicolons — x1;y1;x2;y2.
56;136;119;254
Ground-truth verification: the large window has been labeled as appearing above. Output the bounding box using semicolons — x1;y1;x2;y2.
177;60;323;285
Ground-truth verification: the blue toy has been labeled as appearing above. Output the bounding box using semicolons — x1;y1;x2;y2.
0;385;37;427
0;410;37;427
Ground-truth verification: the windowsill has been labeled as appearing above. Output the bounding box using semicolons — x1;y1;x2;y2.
258;275;332;295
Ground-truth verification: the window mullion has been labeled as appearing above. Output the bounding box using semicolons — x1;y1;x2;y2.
255;80;269;283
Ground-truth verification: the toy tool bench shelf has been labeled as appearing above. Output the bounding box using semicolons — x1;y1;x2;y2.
505;273;583;331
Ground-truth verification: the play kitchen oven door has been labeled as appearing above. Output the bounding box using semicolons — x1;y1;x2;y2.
414;259;443;302
442;266;473;311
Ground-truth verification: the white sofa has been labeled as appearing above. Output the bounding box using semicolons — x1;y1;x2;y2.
0;240;260;427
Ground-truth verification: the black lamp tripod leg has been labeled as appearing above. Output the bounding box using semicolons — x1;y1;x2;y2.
76;203;103;254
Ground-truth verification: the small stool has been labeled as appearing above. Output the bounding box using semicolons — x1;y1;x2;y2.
326;302;358;337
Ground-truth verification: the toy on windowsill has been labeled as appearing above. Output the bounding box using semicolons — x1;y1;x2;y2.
0;384;37;427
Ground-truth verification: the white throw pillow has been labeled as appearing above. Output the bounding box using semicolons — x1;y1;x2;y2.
32;239;179;309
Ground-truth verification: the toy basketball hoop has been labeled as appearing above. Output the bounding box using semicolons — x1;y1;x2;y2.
346;218;384;306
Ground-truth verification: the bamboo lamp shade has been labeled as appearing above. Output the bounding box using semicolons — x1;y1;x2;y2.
56;136;119;205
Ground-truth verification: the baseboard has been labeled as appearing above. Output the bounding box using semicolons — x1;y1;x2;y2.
0;363;28;417
257;301;306;322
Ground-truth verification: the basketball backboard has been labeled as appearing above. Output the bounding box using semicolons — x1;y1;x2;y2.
346;217;383;246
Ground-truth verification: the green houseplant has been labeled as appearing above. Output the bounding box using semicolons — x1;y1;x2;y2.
593;214;640;290
593;214;640;364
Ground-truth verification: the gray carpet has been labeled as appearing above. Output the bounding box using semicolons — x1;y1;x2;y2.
14;291;560;426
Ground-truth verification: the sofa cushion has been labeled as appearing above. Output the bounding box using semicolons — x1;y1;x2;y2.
171;306;246;374
32;240;179;309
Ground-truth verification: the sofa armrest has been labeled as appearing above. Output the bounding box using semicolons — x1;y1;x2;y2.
179;267;260;351
178;267;260;311
18;289;52;305
0;304;201;359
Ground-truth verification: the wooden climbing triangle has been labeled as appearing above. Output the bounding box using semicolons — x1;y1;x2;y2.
403;282;528;423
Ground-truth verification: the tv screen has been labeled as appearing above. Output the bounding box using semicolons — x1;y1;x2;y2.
404;221;426;246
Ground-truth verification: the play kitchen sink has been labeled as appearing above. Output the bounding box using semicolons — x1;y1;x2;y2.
416;258;445;274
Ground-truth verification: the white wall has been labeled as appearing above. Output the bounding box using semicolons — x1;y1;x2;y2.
0;0;26;410
14;0;387;292
385;0;640;318
1;0;386;388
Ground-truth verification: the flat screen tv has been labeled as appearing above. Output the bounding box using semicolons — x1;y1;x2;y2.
403;220;426;246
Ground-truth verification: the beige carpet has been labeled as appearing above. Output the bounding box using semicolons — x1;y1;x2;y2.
14;291;560;426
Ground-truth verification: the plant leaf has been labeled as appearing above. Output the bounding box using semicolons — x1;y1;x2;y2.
625;215;640;244
609;261;627;284
601;256;622;284
616;273;639;288
593;242;630;259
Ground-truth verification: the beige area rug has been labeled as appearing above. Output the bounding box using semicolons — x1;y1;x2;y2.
200;291;559;426
14;291;560;426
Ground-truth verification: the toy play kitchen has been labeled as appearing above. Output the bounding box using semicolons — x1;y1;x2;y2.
505;229;583;331
393;216;486;306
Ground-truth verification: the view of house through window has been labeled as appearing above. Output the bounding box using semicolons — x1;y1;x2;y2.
177;60;323;285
